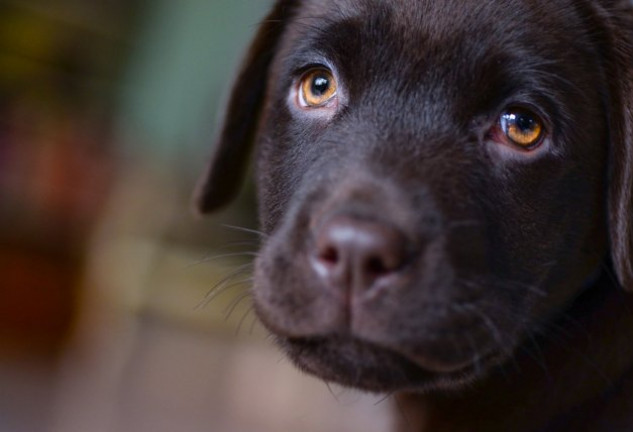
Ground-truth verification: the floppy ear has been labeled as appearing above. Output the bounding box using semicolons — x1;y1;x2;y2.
194;0;296;214
606;4;633;290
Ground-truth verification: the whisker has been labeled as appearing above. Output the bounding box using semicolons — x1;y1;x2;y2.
224;292;253;321
249;312;260;335
374;392;394;406
528;312;616;388
221;224;268;239
236;305;256;336
394;396;413;431
197;278;252;310
203;240;261;254
215;240;262;250
600;262;620;288
535;311;586;340
324;381;341;403
184;251;258;269
519;333;549;374
196;264;254;309
464;276;548;299
456;302;506;347
463;332;483;376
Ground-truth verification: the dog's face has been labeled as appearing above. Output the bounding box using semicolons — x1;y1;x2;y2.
197;0;633;393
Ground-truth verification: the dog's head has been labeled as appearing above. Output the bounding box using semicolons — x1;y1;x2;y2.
196;0;633;392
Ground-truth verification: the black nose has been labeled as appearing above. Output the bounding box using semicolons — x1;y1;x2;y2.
312;215;407;292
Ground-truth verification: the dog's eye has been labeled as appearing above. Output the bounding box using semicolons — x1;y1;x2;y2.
299;69;338;108
499;108;544;149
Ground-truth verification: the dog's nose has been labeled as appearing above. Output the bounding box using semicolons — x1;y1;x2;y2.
312;215;406;291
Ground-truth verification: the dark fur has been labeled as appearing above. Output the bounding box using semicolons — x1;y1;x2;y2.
196;0;633;430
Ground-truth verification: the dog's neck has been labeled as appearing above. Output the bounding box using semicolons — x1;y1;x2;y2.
395;272;633;432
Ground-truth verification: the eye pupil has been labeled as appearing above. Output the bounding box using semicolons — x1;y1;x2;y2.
311;76;330;96
515;114;537;133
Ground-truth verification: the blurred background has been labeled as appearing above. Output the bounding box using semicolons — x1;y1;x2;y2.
0;1;392;431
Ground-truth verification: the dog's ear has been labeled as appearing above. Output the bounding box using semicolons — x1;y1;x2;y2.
606;4;633;290
194;1;295;214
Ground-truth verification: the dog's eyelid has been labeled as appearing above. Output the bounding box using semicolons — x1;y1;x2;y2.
293;62;332;77
288;53;338;78
499;97;553;129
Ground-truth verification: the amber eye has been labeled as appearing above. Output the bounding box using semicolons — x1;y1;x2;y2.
299;69;338;107
499;107;545;149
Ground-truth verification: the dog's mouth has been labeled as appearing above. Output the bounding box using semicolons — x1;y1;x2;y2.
253;195;532;393
278;334;505;393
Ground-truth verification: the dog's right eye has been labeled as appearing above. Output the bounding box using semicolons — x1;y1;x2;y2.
498;107;545;150
298;69;338;108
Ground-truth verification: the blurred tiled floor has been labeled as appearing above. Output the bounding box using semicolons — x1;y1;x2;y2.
0;312;392;432
0;355;58;432
48;315;392;432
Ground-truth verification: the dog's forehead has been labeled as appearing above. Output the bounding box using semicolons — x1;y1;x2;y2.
286;0;594;87
297;0;469;33
295;0;580;35
280;0;598;133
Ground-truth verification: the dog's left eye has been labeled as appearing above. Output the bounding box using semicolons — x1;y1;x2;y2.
498;107;545;149
298;69;338;108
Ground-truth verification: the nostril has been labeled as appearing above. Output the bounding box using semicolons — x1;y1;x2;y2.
311;214;407;291
318;245;339;266
365;255;390;276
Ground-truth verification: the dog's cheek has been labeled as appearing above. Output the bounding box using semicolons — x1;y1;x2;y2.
254;108;323;233
486;150;607;313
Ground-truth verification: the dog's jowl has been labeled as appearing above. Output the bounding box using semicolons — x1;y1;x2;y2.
196;1;633;430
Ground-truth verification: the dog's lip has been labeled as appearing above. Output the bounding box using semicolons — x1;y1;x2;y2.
282;335;431;391
283;333;501;384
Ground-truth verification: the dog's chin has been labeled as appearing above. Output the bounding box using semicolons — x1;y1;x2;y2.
277;335;506;393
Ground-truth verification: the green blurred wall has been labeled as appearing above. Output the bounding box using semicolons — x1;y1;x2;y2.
118;0;272;157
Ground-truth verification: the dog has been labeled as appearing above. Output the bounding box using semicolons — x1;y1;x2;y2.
195;0;633;430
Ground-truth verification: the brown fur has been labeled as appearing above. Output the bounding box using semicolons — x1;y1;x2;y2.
196;1;633;430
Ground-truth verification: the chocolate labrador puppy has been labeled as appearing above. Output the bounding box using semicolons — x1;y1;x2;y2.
195;0;633;430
